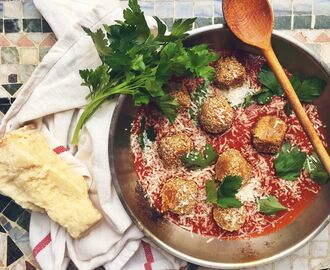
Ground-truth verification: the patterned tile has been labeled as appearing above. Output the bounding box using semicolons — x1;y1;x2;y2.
25;261;36;270
314;0;330;15
315;15;330;29
195;17;212;28
175;1;193;18
23;0;41;19
4;19;21;33
155;1;174;18
17;64;36;83
140;1;154;16
41;20;52;33
20;47;38;65
3;202;24;222
2;83;22;96
194;1;213;18
0;3;3;18
273;0;293;16
293;0;312;15
40;33;56;47
6;33;23;45
0;195;12;212
23;19;42;33
8;74;17;83
16;212;30;232
39;47;50;61
315;32;330;42
6;236;23;266
0;35;11;46
214;17;224;25
274;16;292;30
16;35;35;47
0;233;6;265
162;18;174;31
294;15;312;29
214;0;222;17
3;2;23;19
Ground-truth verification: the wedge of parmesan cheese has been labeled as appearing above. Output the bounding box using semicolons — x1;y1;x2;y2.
0;125;102;238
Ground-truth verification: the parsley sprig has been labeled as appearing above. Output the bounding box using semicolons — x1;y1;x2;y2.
274;143;328;184
139;116;156;149
304;152;329;184
243;66;326;108
206;176;243;208
274;142;307;181
259;195;287;215
181;144;218;169
72;0;219;144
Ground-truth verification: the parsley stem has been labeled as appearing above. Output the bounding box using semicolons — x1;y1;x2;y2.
72;79;147;145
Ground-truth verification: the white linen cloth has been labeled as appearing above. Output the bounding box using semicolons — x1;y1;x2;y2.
0;0;186;269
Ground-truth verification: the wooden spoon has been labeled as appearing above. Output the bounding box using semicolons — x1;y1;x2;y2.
223;0;330;175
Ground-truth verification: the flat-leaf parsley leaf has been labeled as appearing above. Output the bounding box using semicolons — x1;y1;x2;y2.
274;142;307;181
181;144;218;169
304;152;329;185
205;176;243;209
259;195;287;215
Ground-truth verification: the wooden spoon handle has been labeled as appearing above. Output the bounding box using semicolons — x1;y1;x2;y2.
262;47;330;176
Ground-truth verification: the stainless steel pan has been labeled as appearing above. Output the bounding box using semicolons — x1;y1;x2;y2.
109;25;330;268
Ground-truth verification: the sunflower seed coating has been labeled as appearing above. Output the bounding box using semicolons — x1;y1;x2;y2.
215;149;251;185
159;133;194;167
215;56;246;89
252;116;287;154
161;178;198;215
199;95;234;134
166;81;191;108
213;206;247;232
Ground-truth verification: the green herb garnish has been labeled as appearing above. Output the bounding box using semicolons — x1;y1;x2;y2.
304;152;329;185
71;0;219;145
188;81;211;122
258;66;284;97
259;195;287;215
284;103;293;116
205;176;243;208
274;142;307;181
295;77;326;103
139;116;146;149
181;143;218;169
139;116;156;149
242;66;326;108
205;180;218;204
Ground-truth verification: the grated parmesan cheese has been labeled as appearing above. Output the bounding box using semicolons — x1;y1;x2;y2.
216;82;254;107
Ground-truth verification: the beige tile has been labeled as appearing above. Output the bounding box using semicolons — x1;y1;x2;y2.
311;241;328;257
3;1;23;19
321;43;330;63
19;47;38;65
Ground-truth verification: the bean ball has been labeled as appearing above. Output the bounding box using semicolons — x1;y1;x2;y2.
199;95;234;134
161;178;198;215
215;56;246;89
159;133;194;167
252;116;287;154
166;81;191;108
215;149;251;185
213;206;248;232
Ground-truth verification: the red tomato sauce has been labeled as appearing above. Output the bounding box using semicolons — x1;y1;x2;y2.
130;51;328;239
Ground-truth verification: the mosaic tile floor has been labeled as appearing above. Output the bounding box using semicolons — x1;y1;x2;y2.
0;0;328;269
